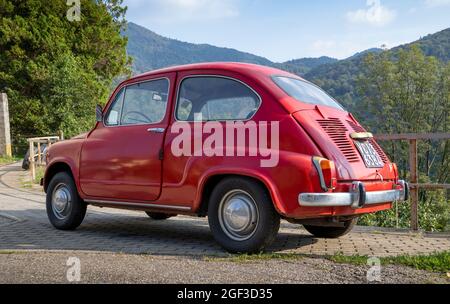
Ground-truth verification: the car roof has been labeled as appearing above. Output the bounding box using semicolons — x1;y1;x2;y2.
132;62;298;80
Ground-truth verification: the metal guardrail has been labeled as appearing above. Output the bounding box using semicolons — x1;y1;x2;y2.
375;132;450;231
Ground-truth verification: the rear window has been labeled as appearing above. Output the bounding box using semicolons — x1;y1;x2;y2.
272;76;344;111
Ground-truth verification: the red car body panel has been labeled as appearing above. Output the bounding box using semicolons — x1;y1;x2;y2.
44;62;397;220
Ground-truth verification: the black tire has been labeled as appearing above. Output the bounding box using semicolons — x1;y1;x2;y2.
145;212;174;220
22;150;30;170
303;218;358;238
22;144;47;170
208;177;280;253
46;172;87;230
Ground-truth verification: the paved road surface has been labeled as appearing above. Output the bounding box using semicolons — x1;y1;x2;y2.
0;163;448;283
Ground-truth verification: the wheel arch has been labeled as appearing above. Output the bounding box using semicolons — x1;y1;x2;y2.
43;161;76;193
195;172;283;217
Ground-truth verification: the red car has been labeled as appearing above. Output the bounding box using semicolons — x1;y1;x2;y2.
42;62;408;253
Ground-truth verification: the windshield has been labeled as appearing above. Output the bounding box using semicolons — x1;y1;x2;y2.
272;76;345;111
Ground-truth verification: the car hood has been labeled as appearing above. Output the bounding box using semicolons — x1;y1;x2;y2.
71;132;89;140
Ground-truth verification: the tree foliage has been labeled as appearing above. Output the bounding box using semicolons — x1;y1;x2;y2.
357;46;449;231
0;0;130;153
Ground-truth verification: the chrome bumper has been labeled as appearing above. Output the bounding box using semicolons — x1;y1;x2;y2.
299;180;409;209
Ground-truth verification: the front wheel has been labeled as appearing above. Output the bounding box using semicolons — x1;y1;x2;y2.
46;172;87;230
208;177;280;253
303;218;357;238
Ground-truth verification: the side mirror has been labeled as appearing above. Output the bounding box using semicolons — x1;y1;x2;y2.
96;104;103;122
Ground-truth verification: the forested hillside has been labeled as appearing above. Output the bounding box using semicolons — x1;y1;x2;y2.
305;28;450;112
125;22;338;76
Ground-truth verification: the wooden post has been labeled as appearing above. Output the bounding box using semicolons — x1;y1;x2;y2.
37;141;41;165
409;139;419;231
29;140;35;181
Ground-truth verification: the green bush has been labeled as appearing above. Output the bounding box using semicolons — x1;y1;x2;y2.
359;188;449;232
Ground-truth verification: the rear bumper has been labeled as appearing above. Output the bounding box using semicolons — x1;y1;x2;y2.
299;180;409;209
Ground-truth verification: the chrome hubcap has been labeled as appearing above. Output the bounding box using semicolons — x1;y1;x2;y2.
219;190;259;241
52;183;72;220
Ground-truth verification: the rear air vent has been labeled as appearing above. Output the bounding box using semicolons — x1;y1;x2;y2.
346;120;390;164
317;118;360;163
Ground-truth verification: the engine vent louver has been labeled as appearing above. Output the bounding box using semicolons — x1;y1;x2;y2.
317;118;360;163
346;120;389;164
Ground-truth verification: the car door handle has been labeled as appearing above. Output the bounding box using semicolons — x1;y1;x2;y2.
147;128;165;133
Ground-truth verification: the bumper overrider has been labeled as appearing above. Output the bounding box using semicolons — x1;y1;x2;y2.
299;180;409;209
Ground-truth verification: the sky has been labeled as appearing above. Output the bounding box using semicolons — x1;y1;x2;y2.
122;0;450;62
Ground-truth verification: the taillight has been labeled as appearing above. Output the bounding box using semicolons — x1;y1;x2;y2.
392;163;399;183
312;156;337;192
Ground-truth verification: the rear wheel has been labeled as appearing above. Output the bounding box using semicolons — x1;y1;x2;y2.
208;177;280;253
303;218;357;238
46;172;87;230
145;212;174;220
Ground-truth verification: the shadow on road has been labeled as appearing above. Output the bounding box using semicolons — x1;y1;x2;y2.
0;208;318;255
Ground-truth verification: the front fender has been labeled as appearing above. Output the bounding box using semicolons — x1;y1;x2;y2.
44;141;82;193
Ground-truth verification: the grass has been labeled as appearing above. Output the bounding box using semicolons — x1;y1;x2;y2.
0;250;24;255
204;253;305;263
20;165;45;188
33;166;45;184
0;155;20;165
206;251;449;273
329;251;450;273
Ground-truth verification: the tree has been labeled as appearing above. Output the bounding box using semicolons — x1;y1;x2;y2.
357;46;449;231
0;0;130;153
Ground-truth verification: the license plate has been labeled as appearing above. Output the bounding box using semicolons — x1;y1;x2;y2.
353;140;384;168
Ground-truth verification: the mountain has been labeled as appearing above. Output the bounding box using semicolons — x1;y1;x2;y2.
277;56;338;76
124;22;450;112
125;22;337;76
125;22;274;74
346;48;383;60
305;28;450;109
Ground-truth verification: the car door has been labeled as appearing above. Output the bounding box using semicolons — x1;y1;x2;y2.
79;74;175;202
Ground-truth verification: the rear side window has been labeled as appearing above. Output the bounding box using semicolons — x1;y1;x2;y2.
273;76;344;111
176;77;261;121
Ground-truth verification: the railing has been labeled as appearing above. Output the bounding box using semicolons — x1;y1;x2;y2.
27;135;62;180
375;133;450;231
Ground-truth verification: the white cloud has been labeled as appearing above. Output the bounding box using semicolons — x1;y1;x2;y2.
424;0;450;7
126;0;239;23
346;0;396;27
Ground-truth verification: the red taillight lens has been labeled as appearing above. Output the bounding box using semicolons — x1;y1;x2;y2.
392;163;399;183
313;157;337;192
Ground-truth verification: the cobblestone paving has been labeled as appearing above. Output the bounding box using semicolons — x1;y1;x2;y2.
0;163;449;257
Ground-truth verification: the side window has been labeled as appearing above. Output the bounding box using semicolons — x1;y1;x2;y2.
105;88;125;126
176;77;261;121
121;78;169;125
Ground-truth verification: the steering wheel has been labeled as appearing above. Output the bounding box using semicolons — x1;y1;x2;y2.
122;111;152;124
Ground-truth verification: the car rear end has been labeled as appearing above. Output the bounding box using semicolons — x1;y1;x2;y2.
271;75;409;217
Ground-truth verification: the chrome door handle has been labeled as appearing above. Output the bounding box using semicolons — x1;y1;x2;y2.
147;128;165;133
